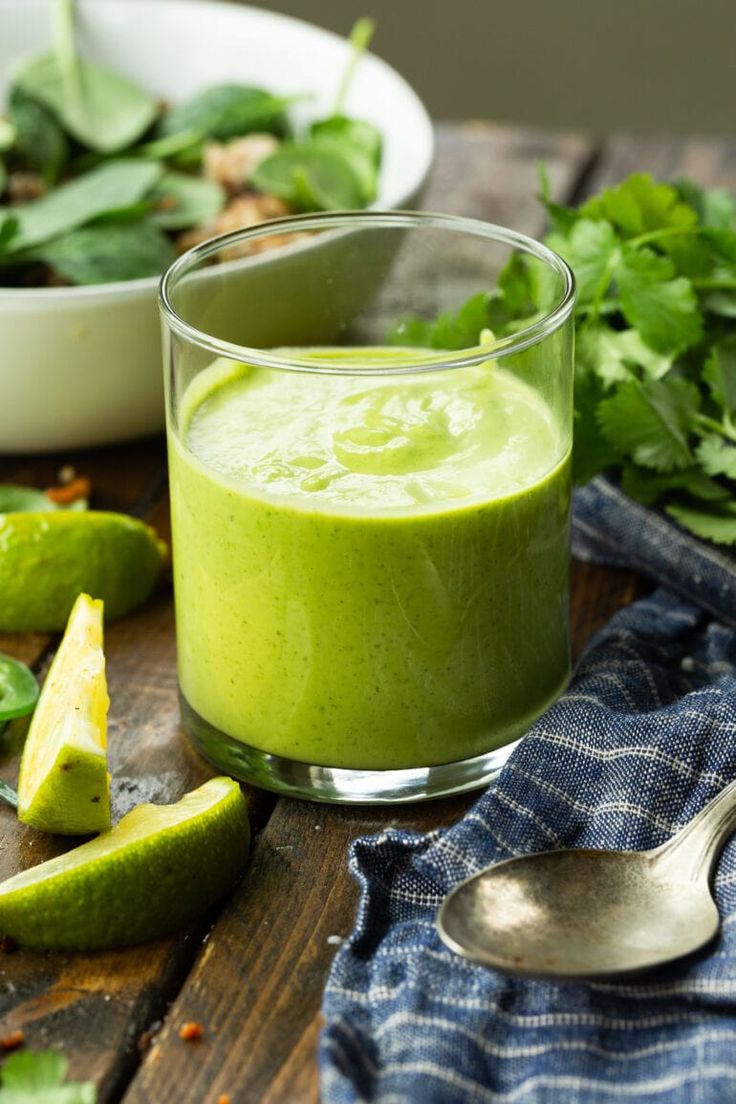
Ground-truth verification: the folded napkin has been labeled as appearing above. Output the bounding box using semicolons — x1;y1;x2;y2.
320;477;736;1104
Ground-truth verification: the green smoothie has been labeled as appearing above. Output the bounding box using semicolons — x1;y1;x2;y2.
168;349;571;770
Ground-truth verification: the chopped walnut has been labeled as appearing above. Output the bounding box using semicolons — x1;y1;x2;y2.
203;134;280;193
176;193;294;258
7;172;46;203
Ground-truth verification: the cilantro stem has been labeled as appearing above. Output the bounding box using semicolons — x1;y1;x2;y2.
695;413;736;443
628;226;701;249
692;277;736;291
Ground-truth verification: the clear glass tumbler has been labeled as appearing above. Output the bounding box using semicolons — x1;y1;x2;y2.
160;212;575;803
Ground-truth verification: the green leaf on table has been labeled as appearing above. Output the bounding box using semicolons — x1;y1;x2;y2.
597;377;699;471
148;171;225;230
549;218;618;303
615;245;703;354
251;142;365;210
8;86;68;184
4;159;162;252
666;500;736;545
695;434;736;480
37;221;175;284
15;0;157;152
160;85;294;142
703;336;736;415
621;463;730;506
0;1049;96;1104
580;173;697;238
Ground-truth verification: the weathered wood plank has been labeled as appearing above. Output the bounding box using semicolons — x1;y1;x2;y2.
124;122;599;1104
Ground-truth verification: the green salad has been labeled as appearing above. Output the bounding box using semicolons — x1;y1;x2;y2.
0;1;381;287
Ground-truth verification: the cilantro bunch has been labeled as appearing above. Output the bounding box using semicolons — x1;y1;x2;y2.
390;171;736;545
539;170;736;544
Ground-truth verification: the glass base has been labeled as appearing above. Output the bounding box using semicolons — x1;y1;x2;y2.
180;694;519;804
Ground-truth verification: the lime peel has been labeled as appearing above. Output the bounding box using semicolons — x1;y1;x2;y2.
0;776;249;950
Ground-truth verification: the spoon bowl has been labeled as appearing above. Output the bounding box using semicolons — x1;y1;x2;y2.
437;778;736;979
438;848;719;979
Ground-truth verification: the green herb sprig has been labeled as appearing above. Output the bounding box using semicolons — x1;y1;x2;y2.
390;170;736;546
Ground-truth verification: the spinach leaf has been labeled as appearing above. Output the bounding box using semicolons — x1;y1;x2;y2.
160;85;294;142
8;86;68;184
2;159;162;252
37;221;175;284
14;0;158;152
310;115;382;166
148;171;225;230
0;120;14;152
251;142;365;211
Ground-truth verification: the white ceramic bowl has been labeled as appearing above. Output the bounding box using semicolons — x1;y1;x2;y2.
0;0;433;453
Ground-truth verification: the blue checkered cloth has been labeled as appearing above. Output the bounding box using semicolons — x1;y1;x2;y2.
319;477;736;1103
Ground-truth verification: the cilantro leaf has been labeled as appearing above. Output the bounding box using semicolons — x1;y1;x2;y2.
666;500;736;545
577;324;672;387
0;1050;96;1104
615;245;703;354
580;173;697;238
597;377;699;471
549;218;617;304
695;434;736;479
571;370;619;484
702;337;736;415
621;463;730;506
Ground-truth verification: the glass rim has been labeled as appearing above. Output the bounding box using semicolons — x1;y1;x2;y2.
158;209;576;375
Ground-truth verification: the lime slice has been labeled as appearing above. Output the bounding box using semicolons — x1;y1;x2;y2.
0;777;249;950
0;511;167;632
17;594;110;836
0;655;39;721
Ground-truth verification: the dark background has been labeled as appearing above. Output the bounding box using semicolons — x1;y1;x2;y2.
244;0;733;133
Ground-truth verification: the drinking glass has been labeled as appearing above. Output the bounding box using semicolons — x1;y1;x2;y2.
160;211;575;803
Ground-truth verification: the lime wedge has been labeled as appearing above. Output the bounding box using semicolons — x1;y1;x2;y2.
0;777;249;950
0;511;167;632
18;594;110;836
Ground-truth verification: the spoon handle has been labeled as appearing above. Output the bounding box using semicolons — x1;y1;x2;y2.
653;777;736;882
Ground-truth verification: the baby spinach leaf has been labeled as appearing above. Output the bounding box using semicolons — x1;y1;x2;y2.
310;115;382;166
0;1048;96;1103
0;485;56;512
5;159;162;251
0;213;18;250
148;171;225;230
14;0;158;152
251;142;365;210
8;86;68;184
37;221;175;284
160;86;294;142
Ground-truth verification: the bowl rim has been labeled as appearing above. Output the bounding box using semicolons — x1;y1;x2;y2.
0;0;434;303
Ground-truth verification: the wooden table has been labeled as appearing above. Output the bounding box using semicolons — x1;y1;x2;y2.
0;122;733;1103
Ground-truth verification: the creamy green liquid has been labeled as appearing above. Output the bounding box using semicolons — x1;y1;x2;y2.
169;349;571;770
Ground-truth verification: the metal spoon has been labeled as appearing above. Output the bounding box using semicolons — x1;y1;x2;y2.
437;778;736;979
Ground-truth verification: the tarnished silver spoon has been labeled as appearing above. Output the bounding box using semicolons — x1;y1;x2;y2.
437;779;736;979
